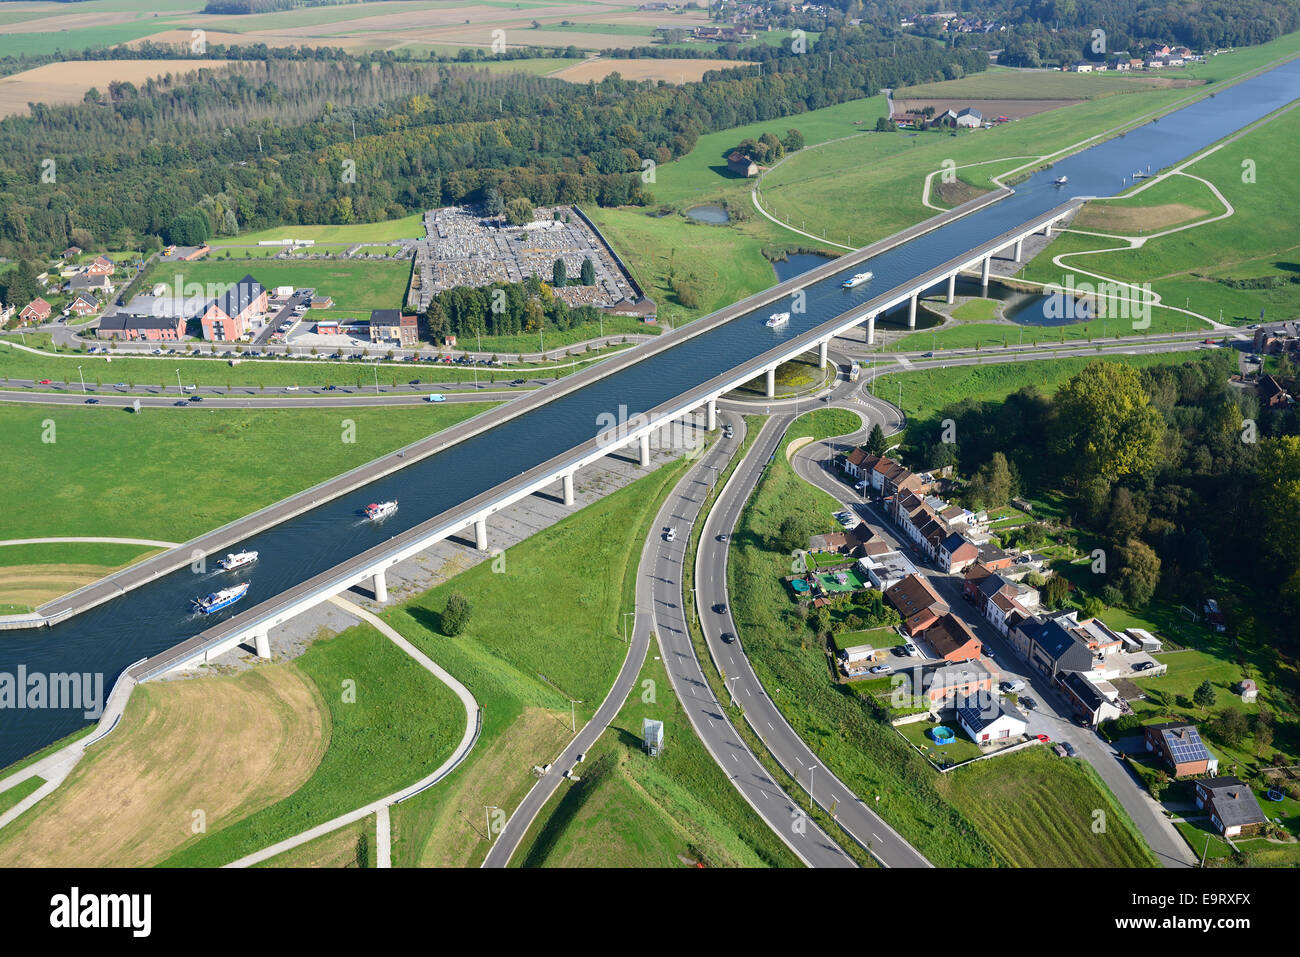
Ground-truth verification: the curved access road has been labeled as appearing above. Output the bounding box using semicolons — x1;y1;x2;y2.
226;594;479;869
484;424;852;868
696;399;931;868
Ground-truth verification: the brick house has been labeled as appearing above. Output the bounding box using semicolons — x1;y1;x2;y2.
938;532;979;573
19;298;51;324
1144;722;1218;777
69;293;100;316
96;313;185;341
200;274;267;341
85;255;115;276
908;660;994;708
923;612;982;663
885;574;948;636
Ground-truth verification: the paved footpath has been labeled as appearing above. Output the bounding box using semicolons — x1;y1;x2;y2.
224;595;478;868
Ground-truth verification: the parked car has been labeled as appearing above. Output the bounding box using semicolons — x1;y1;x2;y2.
903;642;919;657
1062;742;1077;757
1034;733;1050;743
869;664;892;675
1021;696;1038;710
999;679;1026;694
1132;661;1155;672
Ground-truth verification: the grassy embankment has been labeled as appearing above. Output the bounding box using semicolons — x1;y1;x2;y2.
383;455;764;868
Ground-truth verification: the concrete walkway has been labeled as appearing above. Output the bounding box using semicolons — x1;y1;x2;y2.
225;595;478;868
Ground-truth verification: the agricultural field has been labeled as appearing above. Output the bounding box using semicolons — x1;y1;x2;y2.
0;401;492;542
547;56;745;84
895;66;1203;102
0;58;227;118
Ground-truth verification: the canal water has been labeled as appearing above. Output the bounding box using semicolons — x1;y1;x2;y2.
4;58;1298;766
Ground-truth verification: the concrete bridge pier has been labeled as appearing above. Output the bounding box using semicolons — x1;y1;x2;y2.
638;432;651;467
818;339;829;370
562;471;575;507
253;627;271;659
475;517;488;551
1013;237;1024;263
1042;222;1053;238
765;366;776;398
946;272;956;305
706;397;717;431
372;569;388;603
908;293;918;329
865;313;876;346
981;255;991;295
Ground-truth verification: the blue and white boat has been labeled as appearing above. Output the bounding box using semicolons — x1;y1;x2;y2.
842;271;873;288
193;582;249;614
217;550;258;571
764;311;790;328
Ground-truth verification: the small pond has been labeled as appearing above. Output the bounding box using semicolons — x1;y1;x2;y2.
685;204;730;224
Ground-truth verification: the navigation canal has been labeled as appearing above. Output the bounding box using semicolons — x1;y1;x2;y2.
3;58;1297;766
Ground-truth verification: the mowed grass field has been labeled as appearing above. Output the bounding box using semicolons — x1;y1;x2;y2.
512;649;800;868
0;401;491;541
144;258;411;317
896;66;1201;101
0;665;328;867
935;747;1157;867
254;815;376;868
210;214;425;246
164;622;464;867
1022;102;1300;327
0;541;165;612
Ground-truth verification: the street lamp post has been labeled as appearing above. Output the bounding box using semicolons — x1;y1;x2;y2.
622;611;635;644
77;365;85;394
484;805;499;843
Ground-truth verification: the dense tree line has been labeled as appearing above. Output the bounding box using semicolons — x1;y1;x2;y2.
907;352;1300;653
0;30;985;258
423;276;605;343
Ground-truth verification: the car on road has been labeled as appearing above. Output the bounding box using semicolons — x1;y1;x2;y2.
38;378;52;385
1021;696;1038;710
284;385;298;392
188;395;203;402
869;664;892;675
721;632;735;644
511;379;526;386
716;533;728;543
922;351;934;358
425;393;446;402
714;602;727;615
324;385;336;391
173;400;188;406
1132;661;1155;672
664;527;676;542
999;679;1026;693
84;398;99;404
